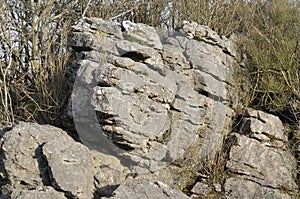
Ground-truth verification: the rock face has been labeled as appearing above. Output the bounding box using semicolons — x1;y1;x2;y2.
224;109;298;198
102;180;190;199
0;18;298;198
69;18;237;176
10;187;66;199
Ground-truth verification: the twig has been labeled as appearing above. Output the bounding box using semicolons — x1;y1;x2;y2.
82;0;92;18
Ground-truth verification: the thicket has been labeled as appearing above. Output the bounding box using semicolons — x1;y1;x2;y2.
0;0;299;128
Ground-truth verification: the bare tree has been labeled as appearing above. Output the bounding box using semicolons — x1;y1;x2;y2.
0;0;78;123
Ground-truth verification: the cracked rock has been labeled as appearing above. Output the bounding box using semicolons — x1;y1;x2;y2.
191;182;211;195
0;122;95;198
43;132;95;198
11;187;66;199
225;178;293;199
225;109;298;198
103;179;190;199
69;17;237;177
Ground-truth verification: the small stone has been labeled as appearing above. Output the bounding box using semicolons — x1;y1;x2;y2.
191;182;211;195
214;183;222;192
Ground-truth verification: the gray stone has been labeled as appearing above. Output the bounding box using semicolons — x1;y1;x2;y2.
72;17;123;39
162;44;190;71
225;178;293;199
122;20;163;50
191;182;211;195
91;150;129;196
11;187;66;199
0;18;297;198
69;17;237;178
213;183;222;192
225;109;298;198
1;122;95;198
105;179;190;199
43;133;95;198
180;20;239;58
242;109;287;144
2;18;297;199
226;133;296;189
2;122;63;189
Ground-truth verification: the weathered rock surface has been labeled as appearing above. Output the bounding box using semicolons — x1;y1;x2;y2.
103;180;190;199
191;182;211;196
0;18;298;199
0;122;191;199
91;150;129;197
69;17;237;179
224;109;298;198
11;187;67;199
0;122;95;198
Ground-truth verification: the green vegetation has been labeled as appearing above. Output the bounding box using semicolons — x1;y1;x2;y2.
238;0;300;122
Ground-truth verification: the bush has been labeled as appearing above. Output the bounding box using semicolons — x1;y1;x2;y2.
0;1;77;124
238;0;300;123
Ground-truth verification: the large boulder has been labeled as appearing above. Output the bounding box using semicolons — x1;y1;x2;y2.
0;122;95;198
0;122;188;199
68;17;238;184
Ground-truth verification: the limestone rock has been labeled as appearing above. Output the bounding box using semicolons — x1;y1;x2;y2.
225;109;298;198
91;150;129;197
225;178;292;199
121;20;163;50
69;17;237;179
103;179;190;199
1;18;298;199
180;20;239;58
0;122;95;198
43;134;95;198
191;182;211;195
11;187;66;199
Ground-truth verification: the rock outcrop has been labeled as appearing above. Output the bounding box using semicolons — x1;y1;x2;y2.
225;109;298;198
69;18;237;176
0;18;298;198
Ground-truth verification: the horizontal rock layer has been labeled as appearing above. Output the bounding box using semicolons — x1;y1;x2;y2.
69;17;237;175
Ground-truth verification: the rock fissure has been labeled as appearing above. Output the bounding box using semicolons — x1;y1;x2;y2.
35;144;52;187
194;36;236;59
